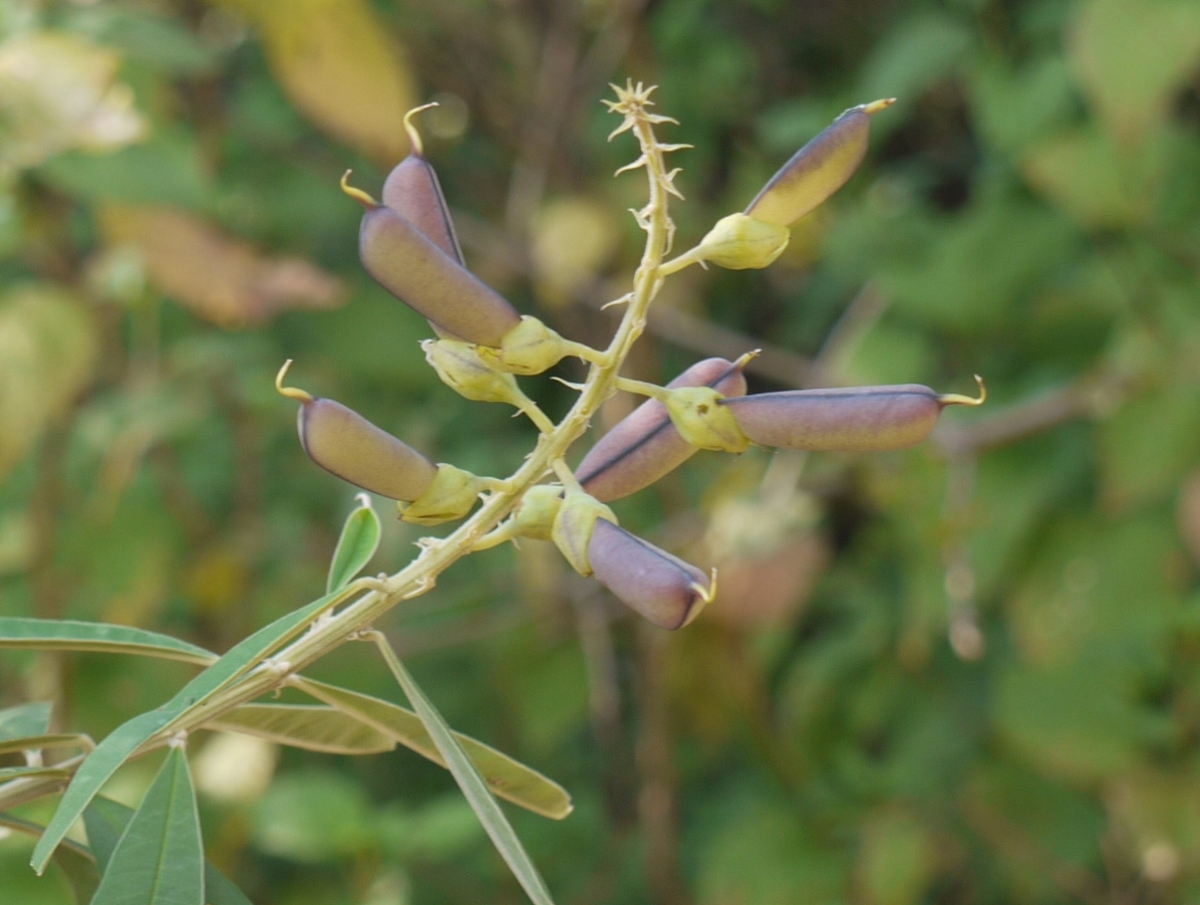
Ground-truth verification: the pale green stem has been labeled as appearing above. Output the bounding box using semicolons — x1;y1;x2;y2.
615;376;672;402
657;245;706;277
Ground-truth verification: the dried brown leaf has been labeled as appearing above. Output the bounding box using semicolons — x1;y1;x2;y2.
99;204;346;328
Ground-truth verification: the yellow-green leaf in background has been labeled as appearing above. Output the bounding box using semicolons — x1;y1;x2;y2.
0;284;98;480
1069;0;1200;144
855;809;938;905
0;32;144;170
215;0;417;163
1022;127;1166;230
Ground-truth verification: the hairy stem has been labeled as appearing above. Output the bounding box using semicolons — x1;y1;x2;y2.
139;85;679;751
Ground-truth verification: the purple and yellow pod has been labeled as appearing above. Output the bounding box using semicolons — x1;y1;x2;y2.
343;173;520;348
720;378;986;451
383;104;465;264
744;98;894;227
577;355;750;501
587;519;713;630
277;360;438;501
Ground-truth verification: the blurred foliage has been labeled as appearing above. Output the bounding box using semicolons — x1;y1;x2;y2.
1;0;1200;902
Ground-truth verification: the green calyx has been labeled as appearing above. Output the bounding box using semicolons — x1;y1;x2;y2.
511;484;565;541
398;463;484;526
550;490;617;577
663;386;751;453
422;338;524;405
694;213;791;270
478;315;605;376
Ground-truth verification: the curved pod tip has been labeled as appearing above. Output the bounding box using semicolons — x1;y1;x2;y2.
403;102;439;158
275;359;313;403
939;375;987;408
861;97;897;116
340;170;379;209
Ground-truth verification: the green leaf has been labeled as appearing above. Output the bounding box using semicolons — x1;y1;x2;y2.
91;748;203;905
0;617;217;665
294;677;572;819
31;710;174;874
370;646;558;905
0;733;92;758
85;796;253;905
326;496;381;593
33;583;361;873
208;703;396;755
1069;0;1200;141
0;701;52;741
0;765;72;782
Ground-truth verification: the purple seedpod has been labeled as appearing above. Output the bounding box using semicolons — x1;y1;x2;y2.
744;99;893;227
577;357;748;501
722;383;970;451
357;204;520;348
587;519;711;630
383;156;464;265
298;397;438;501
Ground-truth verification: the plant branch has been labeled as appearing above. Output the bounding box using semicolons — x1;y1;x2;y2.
137;83;681;755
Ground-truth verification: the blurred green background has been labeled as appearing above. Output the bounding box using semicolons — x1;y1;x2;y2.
2;0;1200;902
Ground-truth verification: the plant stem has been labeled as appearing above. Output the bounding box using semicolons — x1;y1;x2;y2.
138;84;680;751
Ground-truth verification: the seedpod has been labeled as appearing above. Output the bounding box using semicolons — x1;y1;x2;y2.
744;98;894;227
382;104;464;263
577;356;749;501
343;173;521;348
587;519;713;630
720;379;986;452
276;361;438;500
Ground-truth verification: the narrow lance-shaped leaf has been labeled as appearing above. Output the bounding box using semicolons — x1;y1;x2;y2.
0;766;72;782
90;746;203;905
0;734;92;759
85;795;253;905
370;641;558;905
0;618;216;665
293;676;572;819
33;582;362;873
207;703;396;755
327;494;382;593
